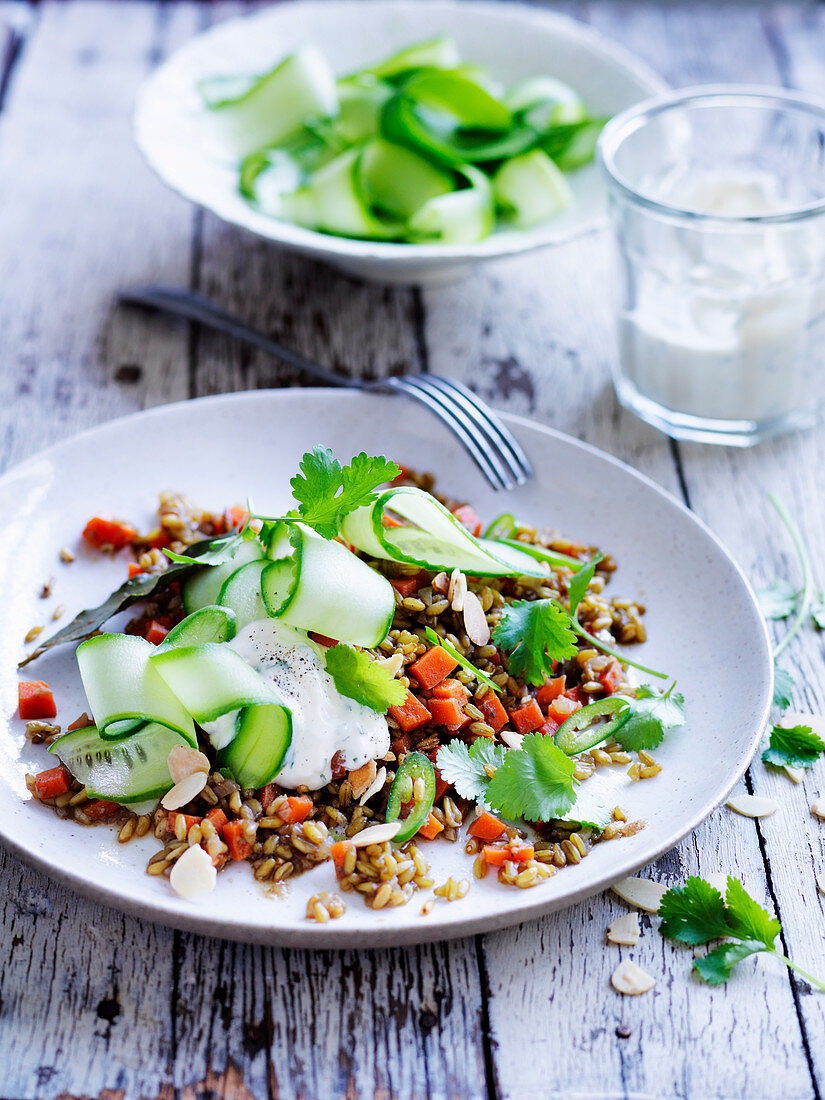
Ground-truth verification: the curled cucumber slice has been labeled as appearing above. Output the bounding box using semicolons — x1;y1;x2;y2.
218;704;292;789
554;698;630;756
163;605;236;648
181;536;265;615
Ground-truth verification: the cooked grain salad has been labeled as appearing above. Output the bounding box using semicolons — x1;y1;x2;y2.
19;449;685;916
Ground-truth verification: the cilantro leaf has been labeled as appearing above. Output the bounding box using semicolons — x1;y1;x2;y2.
772;666;795;710
762;724;825;769
164;532;245;567
435;739;505;801
324;644;406;712
492;599;578;687
724;877;780;950
425;627;501;693
567;553;604;617
486;732;576;821
614;682;685;752
693;941;766;985
290;447;399;539
658;877;730;945
756;578;798;620
812;593;825;630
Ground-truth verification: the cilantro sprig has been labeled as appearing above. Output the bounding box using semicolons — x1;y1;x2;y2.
761;723;825;769
492;599;578;686
435;739;506;801
324;644;406;712
613;682;686;752
659;875;825;991
290;447;399;539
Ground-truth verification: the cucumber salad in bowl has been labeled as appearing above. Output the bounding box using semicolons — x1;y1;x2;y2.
19;450;684;919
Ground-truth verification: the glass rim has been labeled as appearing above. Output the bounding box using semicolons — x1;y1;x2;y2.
597;84;825;225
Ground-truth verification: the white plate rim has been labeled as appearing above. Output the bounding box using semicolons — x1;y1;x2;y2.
0;389;773;946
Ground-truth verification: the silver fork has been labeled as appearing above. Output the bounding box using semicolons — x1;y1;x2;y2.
119;285;533;492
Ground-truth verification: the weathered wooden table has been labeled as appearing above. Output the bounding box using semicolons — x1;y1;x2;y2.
2;2;825;1097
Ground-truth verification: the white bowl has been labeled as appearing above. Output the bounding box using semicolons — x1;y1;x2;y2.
134;0;667;284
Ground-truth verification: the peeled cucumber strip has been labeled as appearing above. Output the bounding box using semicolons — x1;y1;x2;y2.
408;166;494;244
281;147;401;240
218;559;268;629
541;118;607;171
340;487;547;577
164;605;237;647
336;75;392;143
49;721;189;805
491;537;580;570
181;536;265;614
202;47;338;160
261;523;394;647
505;76;587;128
400;70;511;131
494;149;571;228
356;138;454;220
150;642;286;724
77;634;196;745
239;149;303;216
363;36;461;81
219;704;292;788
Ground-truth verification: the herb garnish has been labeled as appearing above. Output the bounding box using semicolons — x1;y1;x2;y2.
761;723;825;769
659;875;825;991
435;739;506;801
613;683;686;752
324;644;406;712
492;599;578;686
290;447;399;539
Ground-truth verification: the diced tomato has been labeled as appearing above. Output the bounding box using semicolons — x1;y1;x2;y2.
331;839;354;877
18;681;56;721
276;795;313;824
391;734;412;757
33;765;71;800
429;696;468;730
83;799;120;822
388;691;432;733
600;658;624;694
205;807;228;836
432;678;469;705
482;845;510;866
390;573;425;598
225;505;249;531
223;819;253;861
536;676;566;708
310;633;338;648
168;811;201;834
468;811;507;841
329;751;347;780
145;620;170;646
408;646;458;690
82;516;138;551
417;812;444;840
128;562;144;579
451;505;483;538
547;696;581;724
478;691;508;733
508;698;545;735
258;782;280;810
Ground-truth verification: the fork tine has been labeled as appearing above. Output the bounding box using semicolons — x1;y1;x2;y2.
380;377;512;491
418;375;533;484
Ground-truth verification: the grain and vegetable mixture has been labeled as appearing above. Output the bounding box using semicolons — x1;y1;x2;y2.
20;449;685;916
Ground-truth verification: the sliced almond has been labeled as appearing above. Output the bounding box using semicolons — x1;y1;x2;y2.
349;760;377;799
359;765;387;806
784;765;805;785
611;959;656;996
610;876;667;913
169;844;217;899
500;730;524;751
607;912;641;946
781;712;825;737
351;821;402;847
817;872;825;896
432;571;450;595
161;770;208;811
376;652;404;678
726;794;778;818
812;797;825;821
167;746;210;784
449;568;467;612
462;589;491;646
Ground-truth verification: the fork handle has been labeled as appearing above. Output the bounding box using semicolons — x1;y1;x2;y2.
118;285;367;391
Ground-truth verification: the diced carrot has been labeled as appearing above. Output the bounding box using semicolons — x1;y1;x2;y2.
537;718;559;736
509;698;545;735
67;712;94;731
223;819;253;861
83;799;120;822
381;515;404;528
148;529;171;550
417;812;444;840
482;845;510;866
478;691;508;733
145;620;170;646
547;696;581;724
391;734;412;757
82;516;138;551
168;811;201;835
468;811;507;841
432;678;469;704
429;696;468;730
388;691;432;733
276;795;313;824
536;676;566;708
309;632;338;648
508;841;534;863
452;505;482;538
408;646;458;690
600;658;624;694
258;781;280;810
128;562;144;579
390;574;425;598
205;807;228;836
33;765;72;800
18;681;56;721
331;839;354;877
564;686;584;703
225;505;249;531
434;771;450;802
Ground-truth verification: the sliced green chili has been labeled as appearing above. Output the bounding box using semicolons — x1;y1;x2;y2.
385;751;436;843
554;697;630;756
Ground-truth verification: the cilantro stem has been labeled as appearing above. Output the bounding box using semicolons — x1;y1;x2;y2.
572;617;668;680
769;494;813;659
772;951;825;994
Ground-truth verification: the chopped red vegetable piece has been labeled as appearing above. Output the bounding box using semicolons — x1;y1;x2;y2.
83;799;120;822
408;646;458;689
547;696;581;724
82;516;138;551
204;807;228;836
536;676;566;708
478;691;508;733
508;698;545;735
429;696;469;730
223;819;253;861
469;811;507;841
452;505;483;537
33;765;72;800
390;574;425;598
128;562;143;579
388;691;432;733
331;839;354;876
276;795;313;824
18;681;57;720
168;811;201;835
145;620;170;646
417;812;445;840
600;658;624;694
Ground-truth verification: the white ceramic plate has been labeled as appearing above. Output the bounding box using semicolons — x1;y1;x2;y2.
134;0;667;284
0;390;772;946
